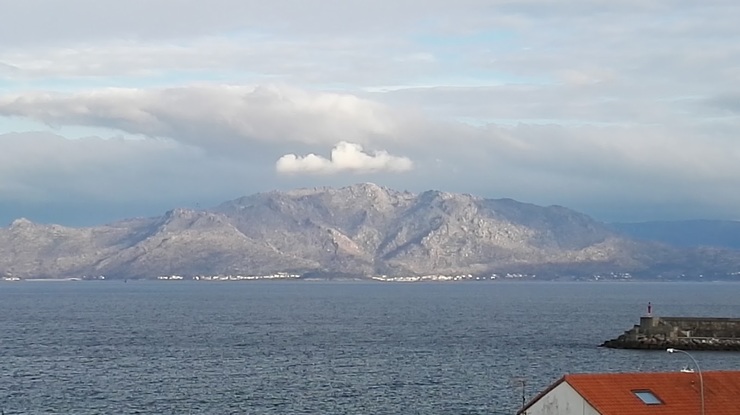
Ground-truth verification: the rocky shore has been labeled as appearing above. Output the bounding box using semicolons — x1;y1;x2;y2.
601;334;740;351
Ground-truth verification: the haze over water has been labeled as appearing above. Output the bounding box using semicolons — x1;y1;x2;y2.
1;281;738;414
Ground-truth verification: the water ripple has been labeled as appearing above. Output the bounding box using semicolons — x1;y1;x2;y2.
1;281;739;414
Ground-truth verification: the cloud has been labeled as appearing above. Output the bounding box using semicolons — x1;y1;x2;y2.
276;142;413;175
0;62;20;76
0;36;405;84
706;93;740;115
2;83;740;225
0;131;280;225
0;85;401;154
0;132;223;200
2;1;740;225
1;0;734;93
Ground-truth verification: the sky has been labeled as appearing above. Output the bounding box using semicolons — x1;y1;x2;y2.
1;0;739;226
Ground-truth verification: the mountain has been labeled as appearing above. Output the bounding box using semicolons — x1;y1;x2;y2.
611;220;740;249
1;183;739;280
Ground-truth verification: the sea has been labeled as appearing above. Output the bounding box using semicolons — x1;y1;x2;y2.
1;280;739;415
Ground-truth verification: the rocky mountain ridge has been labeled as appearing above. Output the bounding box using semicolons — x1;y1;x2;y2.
1;183;739;280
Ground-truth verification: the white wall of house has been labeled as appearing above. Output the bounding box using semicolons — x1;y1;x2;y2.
523;382;600;415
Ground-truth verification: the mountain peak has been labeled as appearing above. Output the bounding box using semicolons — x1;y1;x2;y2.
344;182;385;193
9;217;34;229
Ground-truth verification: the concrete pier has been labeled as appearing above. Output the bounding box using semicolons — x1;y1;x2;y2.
601;316;740;351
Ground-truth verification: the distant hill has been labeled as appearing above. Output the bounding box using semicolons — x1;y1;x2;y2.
611;220;740;249
1;183;739;280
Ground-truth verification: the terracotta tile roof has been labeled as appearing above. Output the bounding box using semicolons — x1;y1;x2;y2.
533;371;740;415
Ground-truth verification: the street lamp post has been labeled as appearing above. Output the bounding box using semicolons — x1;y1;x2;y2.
667;348;704;415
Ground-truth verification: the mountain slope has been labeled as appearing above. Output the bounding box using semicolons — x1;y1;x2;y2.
1;183;739;279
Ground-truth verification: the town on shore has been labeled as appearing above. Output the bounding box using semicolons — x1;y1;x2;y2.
1;271;646;282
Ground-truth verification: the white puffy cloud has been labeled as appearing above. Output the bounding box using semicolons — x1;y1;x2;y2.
276;142;413;175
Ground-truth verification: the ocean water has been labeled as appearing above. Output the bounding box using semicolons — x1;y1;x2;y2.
1;281;739;414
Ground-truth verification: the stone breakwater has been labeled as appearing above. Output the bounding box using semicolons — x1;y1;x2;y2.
601;316;740;351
